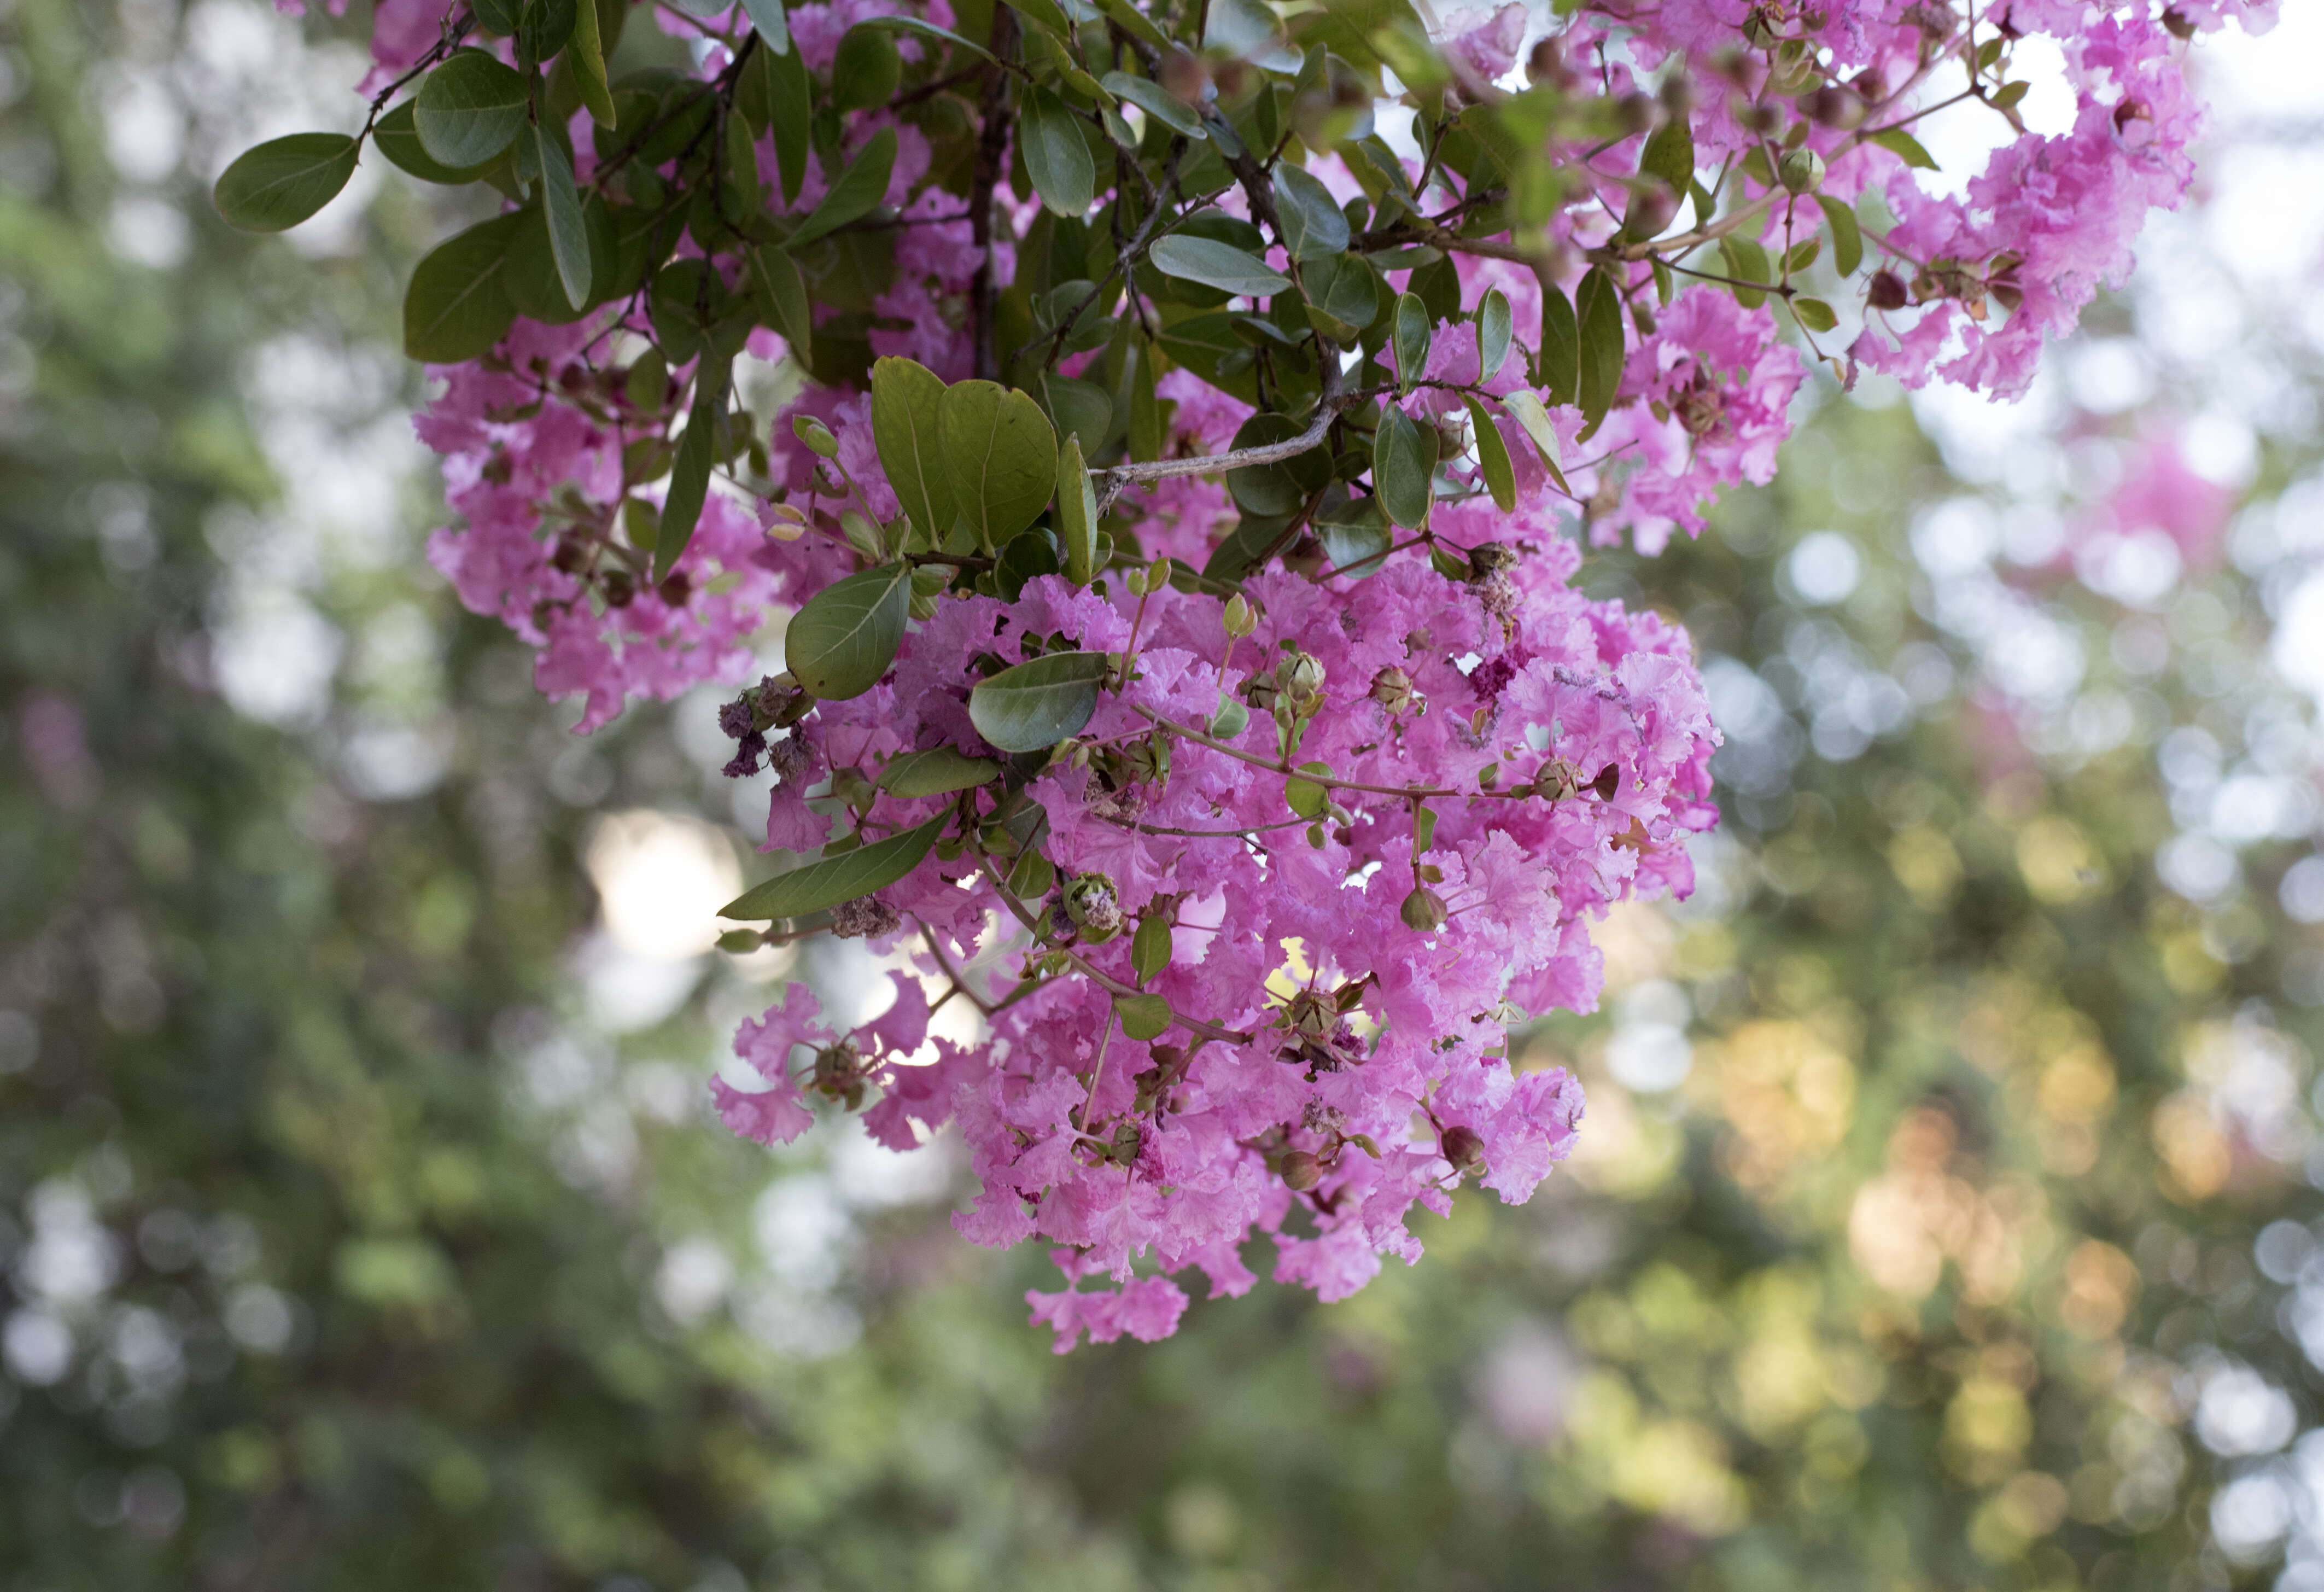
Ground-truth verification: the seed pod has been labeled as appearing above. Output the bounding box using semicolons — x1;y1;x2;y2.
1401;886;1449;932
1369;665;1415;714
1440;1124;1486;1174
1280;1151;1324;1192
1866;270;1908;312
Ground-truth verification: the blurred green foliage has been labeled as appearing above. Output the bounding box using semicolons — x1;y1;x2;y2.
6;2;2322;1590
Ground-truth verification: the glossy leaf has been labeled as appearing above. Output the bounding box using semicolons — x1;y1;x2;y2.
746;243;813;364
1056;433;1099;585
652;388;719;582
1574;266;1626;431
995;528;1061;600
375;100;500;185
1498;389;1563;475
1149;235;1290;299
567;0;617;126
878;748;1001;798
414;50;529;170
787;128;896;250
1373;405;1438;529
1313;494;1392;578
213;132;359;232
1792;296;1838;333
1476;288;1511;383
1130;915;1171;984
741;0;791;54
1463;395;1515;512
869;356;954;543
1392;291;1431;393
1114;992;1172;1041
938;381;1058;552
536;126;591;311
832;25;901;112
1868;126;1938;170
1540;282;1579;409
719;814;948;921
404;214;520;362
1274;164;1350;261
968;650;1110;753
1023;86;1096;219
1815;194;1864;276
1099;71;1207;139
786;564;912;699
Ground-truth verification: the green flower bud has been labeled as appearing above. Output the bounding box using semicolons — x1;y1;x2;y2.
1223;593;1257;639
1063;872;1124;942
1779;148;1826;195
1400;886;1449;932
792;415;840;457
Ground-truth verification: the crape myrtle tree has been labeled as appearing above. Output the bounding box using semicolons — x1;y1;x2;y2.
217;0;2268;1344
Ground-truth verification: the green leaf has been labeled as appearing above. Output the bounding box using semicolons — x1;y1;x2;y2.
968;650;1111;753
653;389;718;582
1284;761;1332;819
1056;433;1099;585
870;355;955;544
741;0;791;53
786;564;912;699
1868;126;1938;170
995;527;1062;600
746;243;813;364
1475;288;1512;383
1540;282;1578;409
404;214;521;362
1131;914;1171;984
1208;694;1251;736
1463;395;1515;512
1001;0;1075;39
375;100;500;184
787;128;896;250
1373;405;1437;529
1814;194;1863;276
766;40;812;203
720;813;947;921
1090;0;1170;51
1791;296;1838;334
414;50;530;170
938;381;1058;552
1718;235;1771;310
878;747;1002;798
1273;164;1348;261
1637;115;1694;193
1149;235;1290;299
1224;412;1329;517
1313;494;1391;578
1392;291;1431;394
1097;71;1207;139
1113;992;1173;1041
213;132;359;232
1303;252;1381;339
567;0;617;125
1027;372;1112;457
1497;389;1564;479
1574;266;1625;432
832;24;901;113
1022;86;1096;219
536;126;591;311
854;14;995;62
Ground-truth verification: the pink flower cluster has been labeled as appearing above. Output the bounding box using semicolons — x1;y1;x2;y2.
370;0;2257;1343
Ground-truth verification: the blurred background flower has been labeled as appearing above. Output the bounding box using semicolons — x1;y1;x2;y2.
9;0;2324;1587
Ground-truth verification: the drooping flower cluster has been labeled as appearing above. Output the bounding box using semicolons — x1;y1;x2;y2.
247;0;2264;1344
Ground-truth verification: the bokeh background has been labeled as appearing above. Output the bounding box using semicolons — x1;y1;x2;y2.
9;1;2324;1587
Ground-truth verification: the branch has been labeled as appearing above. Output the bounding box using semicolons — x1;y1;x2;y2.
966;5;1018;383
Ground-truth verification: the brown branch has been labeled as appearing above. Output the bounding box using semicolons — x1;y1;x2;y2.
966;5;1018;383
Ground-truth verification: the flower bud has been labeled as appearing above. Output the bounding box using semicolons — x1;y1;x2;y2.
1400;886;1448;932
1778;148;1825;195
1278;651;1326;712
1866;270;1908;312
1802;84;1865;130
1369;665;1415;715
1223;593;1257;638
1063;872;1124;942
1283;988;1337;1042
1440;1124;1485;1174
1614;91;1656;136
792;416;840;457
1280;1150;1324;1192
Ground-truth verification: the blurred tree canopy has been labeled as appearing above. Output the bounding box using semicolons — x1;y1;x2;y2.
7;1;2324;1590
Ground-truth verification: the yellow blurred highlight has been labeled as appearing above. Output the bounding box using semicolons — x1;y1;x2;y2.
2014;815;2108;905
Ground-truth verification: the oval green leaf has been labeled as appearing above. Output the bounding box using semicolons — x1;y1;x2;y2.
1023;86;1096;218
832;24;901;112
1272;163;1349;261
1574;266;1626;431
404;214;521;363
871;355;954;543
414;50;530;170
652;389;719;582
1373;404;1437;529
938;381;1057;552
1149;234;1290;299
786;564;911;701
740;0;791;54
1392;290;1431;393
746;242;813;364
1056;433;1099;585
719;813;948;922
1476;288;1512;382
1814;194;1864;276
214;132;359;232
968;650;1111;753
878;747;1002;798
1098;70;1207;139
536;126;591;311
375;100;501;185
786;127;896;250
1113;991;1173;1041
1313;494;1391;578
1462;395;1515;513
